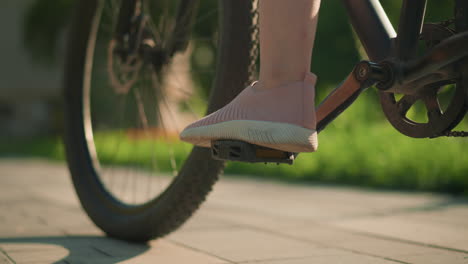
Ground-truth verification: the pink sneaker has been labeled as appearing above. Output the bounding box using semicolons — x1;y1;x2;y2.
180;73;318;153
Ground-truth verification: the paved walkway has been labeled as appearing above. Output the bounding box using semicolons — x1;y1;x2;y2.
1;159;468;264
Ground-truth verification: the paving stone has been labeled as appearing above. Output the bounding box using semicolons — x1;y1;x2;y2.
0;252;13;264
250;253;400;264
61;224;104;236
279;225;468;263
116;240;228;264
87;237;150;257
4;244;69;263
196;203;310;231
208;177;447;222
332;213;468;252
0;225;63;238
406;205;468;229
169;226;350;263
1;159;467;264
2;238;136;263
0;243;65;252
398;253;468;264
177;208;238;232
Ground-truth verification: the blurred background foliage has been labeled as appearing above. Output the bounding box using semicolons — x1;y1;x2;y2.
22;0;73;65
8;0;467;195
22;0;455;97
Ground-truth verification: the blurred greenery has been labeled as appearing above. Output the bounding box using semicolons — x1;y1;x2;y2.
12;0;468;194
22;0;73;65
2;98;468;194
22;0;457;88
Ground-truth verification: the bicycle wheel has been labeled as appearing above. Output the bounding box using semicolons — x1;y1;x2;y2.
63;0;258;242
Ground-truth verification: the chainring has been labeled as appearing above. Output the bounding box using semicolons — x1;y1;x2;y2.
379;23;467;138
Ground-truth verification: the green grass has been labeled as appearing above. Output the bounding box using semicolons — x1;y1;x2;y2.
226;122;468;194
2;91;468;195
225;92;468;194
0;136;65;160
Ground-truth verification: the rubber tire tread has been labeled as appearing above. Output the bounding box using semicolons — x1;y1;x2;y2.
63;0;257;242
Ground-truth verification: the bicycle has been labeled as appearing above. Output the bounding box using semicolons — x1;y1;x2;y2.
63;0;468;242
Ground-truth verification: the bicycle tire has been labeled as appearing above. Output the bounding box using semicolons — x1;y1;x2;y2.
63;0;258;242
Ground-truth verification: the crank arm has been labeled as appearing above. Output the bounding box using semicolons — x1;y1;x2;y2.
316;61;381;132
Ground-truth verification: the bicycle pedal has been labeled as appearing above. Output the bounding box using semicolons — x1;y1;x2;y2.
211;140;297;165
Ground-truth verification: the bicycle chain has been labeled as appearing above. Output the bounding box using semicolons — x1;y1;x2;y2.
440;19;468;137
440;18;455;27
443;130;468;137
418;18;467;138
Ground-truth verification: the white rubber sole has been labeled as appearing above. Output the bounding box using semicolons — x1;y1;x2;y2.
180;120;318;153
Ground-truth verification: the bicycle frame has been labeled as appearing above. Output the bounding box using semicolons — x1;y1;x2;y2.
316;0;468;132
343;0;397;62
316;0;401;131
343;0;430;63
113;0;468;136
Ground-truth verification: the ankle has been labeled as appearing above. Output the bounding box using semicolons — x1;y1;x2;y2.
258;72;317;90
259;69;305;89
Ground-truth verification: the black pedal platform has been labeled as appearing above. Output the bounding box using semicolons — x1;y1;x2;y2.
211;140;298;165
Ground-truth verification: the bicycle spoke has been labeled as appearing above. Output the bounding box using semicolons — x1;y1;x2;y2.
150;73;179;177
139;70;163;200
168;61;205;119
192;9;218;29
132;89;145;203
81;0;223;205
104;94;128;191
158;7;172;48
168;9;218;44
134;89;150;130
163;57;210;156
160;92;181;177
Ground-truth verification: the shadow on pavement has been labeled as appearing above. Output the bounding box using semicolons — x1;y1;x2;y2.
0;236;149;263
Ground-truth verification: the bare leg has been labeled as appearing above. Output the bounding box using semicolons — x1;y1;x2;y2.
259;0;321;90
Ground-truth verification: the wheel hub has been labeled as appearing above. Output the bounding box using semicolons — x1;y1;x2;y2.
107;14;167;95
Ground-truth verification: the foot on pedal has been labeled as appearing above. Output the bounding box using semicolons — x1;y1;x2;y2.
211;140;298;165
